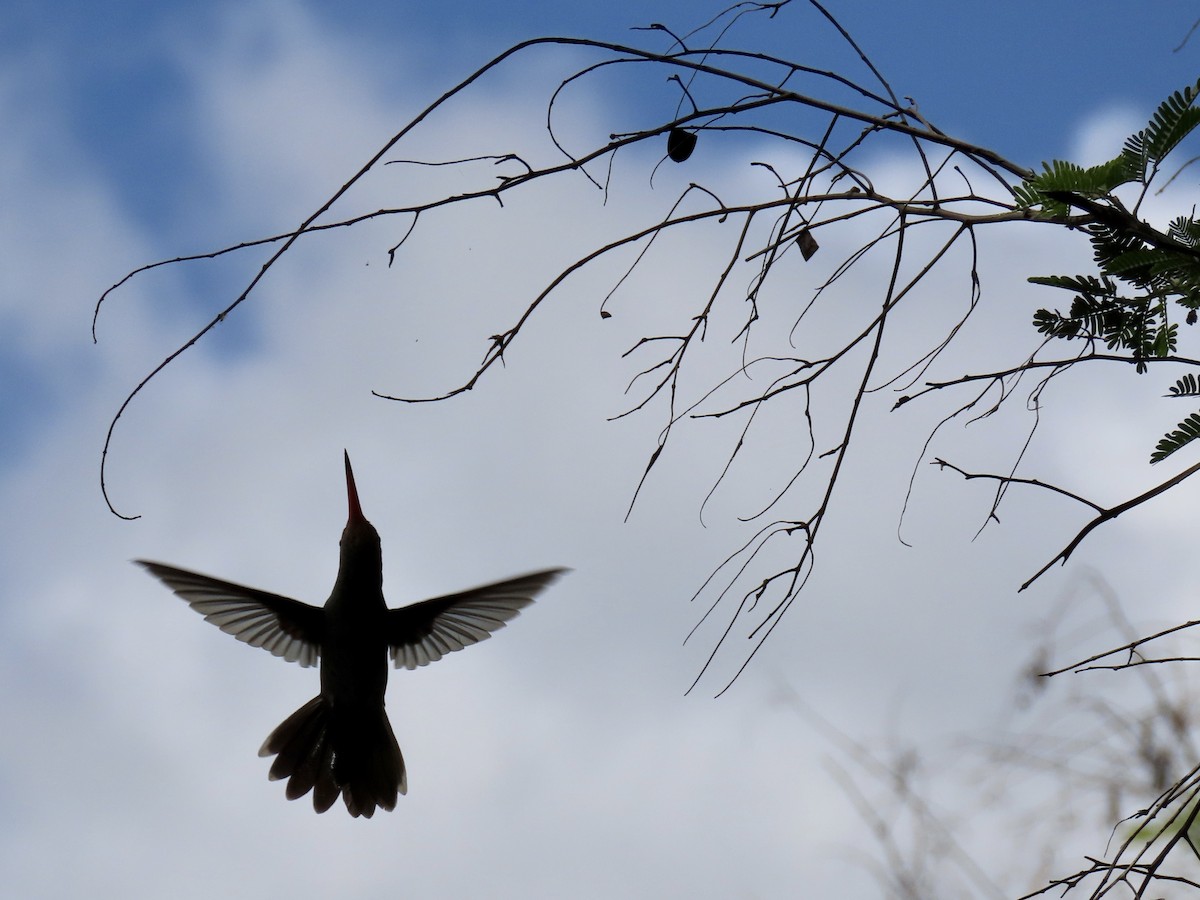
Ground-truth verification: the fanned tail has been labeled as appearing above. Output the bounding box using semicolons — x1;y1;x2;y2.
259;696;406;817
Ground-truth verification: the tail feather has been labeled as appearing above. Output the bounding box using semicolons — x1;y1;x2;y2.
259;696;406;817
334;705;406;817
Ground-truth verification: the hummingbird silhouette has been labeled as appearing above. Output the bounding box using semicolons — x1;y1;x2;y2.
137;452;566;817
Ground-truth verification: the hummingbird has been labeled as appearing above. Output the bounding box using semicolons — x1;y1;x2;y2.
137;452;566;818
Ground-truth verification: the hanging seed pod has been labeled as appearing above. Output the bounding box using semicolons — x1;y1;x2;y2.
667;128;697;163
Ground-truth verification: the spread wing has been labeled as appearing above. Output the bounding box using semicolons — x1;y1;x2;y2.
136;560;325;667
386;568;567;670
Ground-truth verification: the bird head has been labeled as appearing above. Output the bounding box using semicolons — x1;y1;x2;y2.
339;451;382;577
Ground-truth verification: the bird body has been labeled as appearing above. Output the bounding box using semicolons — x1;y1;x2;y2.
138;452;565;817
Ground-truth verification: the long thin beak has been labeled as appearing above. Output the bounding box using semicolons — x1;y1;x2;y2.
344;450;366;524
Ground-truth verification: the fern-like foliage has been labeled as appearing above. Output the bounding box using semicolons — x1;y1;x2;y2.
1168;215;1200;249
1167;373;1200;397
1152;411;1200;464
1012;157;1137;215
1031;294;1133;344
1124;78;1200;177
1029;281;1173;372
1017;78;1200;462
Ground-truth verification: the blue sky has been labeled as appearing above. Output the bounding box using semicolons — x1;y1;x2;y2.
8;0;1198;245
4;2;1200;898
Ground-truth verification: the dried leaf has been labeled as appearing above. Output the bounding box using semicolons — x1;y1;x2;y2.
796;228;819;261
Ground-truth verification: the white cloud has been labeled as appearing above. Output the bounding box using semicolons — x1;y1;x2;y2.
1068;105;1144;168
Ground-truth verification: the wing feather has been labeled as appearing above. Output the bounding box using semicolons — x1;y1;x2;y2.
385;569;567;670
136;560;324;667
